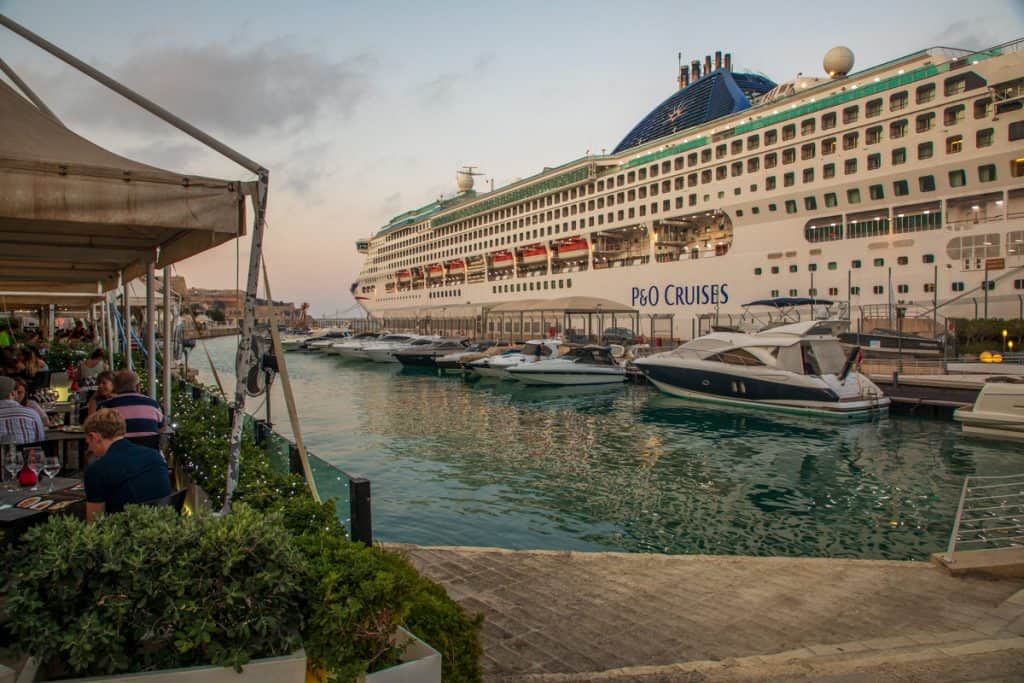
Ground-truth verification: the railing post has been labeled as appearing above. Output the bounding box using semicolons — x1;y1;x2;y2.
349;477;372;546
945;476;970;563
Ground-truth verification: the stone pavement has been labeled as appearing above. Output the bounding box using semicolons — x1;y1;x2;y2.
393;545;1024;682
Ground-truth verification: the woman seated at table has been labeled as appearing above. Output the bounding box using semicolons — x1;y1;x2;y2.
87;371;115;416
77;349;108;382
83;409;170;522
11;378;51;427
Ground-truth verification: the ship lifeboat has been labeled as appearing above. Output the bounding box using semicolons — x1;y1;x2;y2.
396;270;411;283
556;238;589;261
447;260;466;274
521;245;548;266
428;264;445;279
490;252;514;269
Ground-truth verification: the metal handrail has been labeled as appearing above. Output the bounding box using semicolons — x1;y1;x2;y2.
944;472;1024;563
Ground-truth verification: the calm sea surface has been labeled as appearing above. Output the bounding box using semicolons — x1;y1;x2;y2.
195;335;1018;560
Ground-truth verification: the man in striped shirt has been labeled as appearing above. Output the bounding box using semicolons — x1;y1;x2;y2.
100;371;165;438
0;375;45;444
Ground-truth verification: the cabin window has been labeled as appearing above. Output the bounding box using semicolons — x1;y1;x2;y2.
746;135;760;150
978;164;997;182
916;112;935;133
843;105;859;124
918;142;934;160
708;349;764;366
916;83;935;103
890;92;908;111
866;99;883;118
823;163;836;179
782;124;796;140
821;112;837;130
977;128;994;148
892;148;907;165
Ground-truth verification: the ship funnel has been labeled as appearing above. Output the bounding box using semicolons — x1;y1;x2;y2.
691;59;701;79
724;53;732;71
678;63;690;89
715;51;722;70
705;55;712;74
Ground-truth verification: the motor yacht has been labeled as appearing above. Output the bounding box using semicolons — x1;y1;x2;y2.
301;329;351;353
467;339;563;379
954;377;1024;441
508;345;626;386
634;321;889;417
838;328;943;358
365;336;438;363
331;333;402;360
394;338;470;368
435;341;508;374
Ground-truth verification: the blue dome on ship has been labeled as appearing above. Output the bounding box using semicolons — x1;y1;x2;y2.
613;69;777;154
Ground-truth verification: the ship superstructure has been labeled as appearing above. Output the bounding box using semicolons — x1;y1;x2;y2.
354;41;1024;340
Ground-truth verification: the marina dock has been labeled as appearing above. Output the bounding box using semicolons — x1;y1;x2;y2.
398;545;1024;682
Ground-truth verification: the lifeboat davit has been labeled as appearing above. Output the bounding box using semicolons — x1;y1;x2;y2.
556;238;589;261
428;264;445;279
521;245;547;266
396;270;411;283
490;252;514;269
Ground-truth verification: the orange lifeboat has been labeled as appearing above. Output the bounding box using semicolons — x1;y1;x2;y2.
396;270;411;283
556;237;589;261
447;260;466;274
521;244;547;266
428;264;445;279
490;251;514;269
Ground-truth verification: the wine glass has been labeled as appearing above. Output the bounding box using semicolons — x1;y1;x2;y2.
3;449;22;490
26;448;44;492
42;455;61;493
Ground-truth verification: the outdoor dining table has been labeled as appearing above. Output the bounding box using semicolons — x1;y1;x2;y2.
0;477;86;539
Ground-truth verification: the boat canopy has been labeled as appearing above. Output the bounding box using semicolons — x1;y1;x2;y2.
487;296;635;314
743;297;835;308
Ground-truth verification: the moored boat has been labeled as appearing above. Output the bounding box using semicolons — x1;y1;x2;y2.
467;339;563;379
954;377;1024;440
508;345;626;385
394;338;469;367
634;321;889;417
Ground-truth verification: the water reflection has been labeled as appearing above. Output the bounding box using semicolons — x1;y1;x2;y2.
198;337;1018;560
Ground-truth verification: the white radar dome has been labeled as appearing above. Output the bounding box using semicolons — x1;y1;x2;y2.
823;46;854;79
456;169;475;192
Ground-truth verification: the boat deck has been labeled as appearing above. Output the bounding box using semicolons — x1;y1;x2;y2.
396;545;1024;682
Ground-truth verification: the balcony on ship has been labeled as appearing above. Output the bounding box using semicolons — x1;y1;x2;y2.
653;212;733;263
591;225;651;270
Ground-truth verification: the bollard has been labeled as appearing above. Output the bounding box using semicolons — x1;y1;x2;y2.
288;444;302;475
349;477;373;546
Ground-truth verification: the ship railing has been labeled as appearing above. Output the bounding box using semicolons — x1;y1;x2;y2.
944;472;1024;564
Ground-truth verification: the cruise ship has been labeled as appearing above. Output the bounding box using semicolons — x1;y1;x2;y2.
353;41;1024;341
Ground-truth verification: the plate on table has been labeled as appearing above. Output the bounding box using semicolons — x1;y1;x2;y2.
29;500;53;511
61;426;84;433
48;500;75;511
16;496;41;509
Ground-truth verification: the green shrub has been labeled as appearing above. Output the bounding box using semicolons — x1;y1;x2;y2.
4;505;306;677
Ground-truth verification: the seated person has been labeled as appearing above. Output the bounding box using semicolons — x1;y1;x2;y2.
83;409;171;522
87;370;116;416
77;349;109;381
12;378;51;427
0;375;45;444
99;370;165;438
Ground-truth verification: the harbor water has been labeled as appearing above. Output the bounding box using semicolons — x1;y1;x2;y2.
196;335;1018;560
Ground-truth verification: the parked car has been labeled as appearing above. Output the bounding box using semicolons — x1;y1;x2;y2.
601;327;637;345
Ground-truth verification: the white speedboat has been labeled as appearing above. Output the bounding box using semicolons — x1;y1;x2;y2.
467;339;563;379
634;321;889;417
509;345;626;386
329;332;387;360
435;341;511;374
301;329;351;353
365;336;438;363
954;377;1024;441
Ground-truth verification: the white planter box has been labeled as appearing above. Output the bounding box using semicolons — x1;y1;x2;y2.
363;628;440;683
17;649;306;683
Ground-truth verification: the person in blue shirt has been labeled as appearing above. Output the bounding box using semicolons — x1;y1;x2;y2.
82;408;171;522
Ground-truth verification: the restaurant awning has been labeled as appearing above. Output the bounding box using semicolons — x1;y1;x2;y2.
0;79;246;293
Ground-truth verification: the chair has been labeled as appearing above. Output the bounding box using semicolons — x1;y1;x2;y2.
139;489;187;515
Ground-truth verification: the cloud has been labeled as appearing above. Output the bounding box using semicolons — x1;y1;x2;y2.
23;40;376;138
933;18;1003;50
415;51;496;108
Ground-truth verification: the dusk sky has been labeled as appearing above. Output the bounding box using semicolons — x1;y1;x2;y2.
3;1;1023;315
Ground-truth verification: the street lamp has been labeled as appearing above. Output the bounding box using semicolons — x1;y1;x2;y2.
1003;328;1008;352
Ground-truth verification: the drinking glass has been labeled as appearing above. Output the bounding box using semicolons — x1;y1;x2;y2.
3;450;22;490
43;455;61;493
26;448;44;492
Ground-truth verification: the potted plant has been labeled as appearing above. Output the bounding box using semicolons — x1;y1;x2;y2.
5;506;308;682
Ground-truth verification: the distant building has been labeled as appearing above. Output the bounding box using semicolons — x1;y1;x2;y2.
184;286;299;326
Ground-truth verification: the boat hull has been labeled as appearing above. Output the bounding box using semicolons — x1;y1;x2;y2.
396;354;442;368
509;368;625;386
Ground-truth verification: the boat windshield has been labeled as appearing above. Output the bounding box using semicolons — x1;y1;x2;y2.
566;348;614;365
799;340;847;375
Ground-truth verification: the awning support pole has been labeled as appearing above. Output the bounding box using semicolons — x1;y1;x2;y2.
146;263;156;398
0;56;61;123
122;274;131;370
222;174;269;515
162;266;172;418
